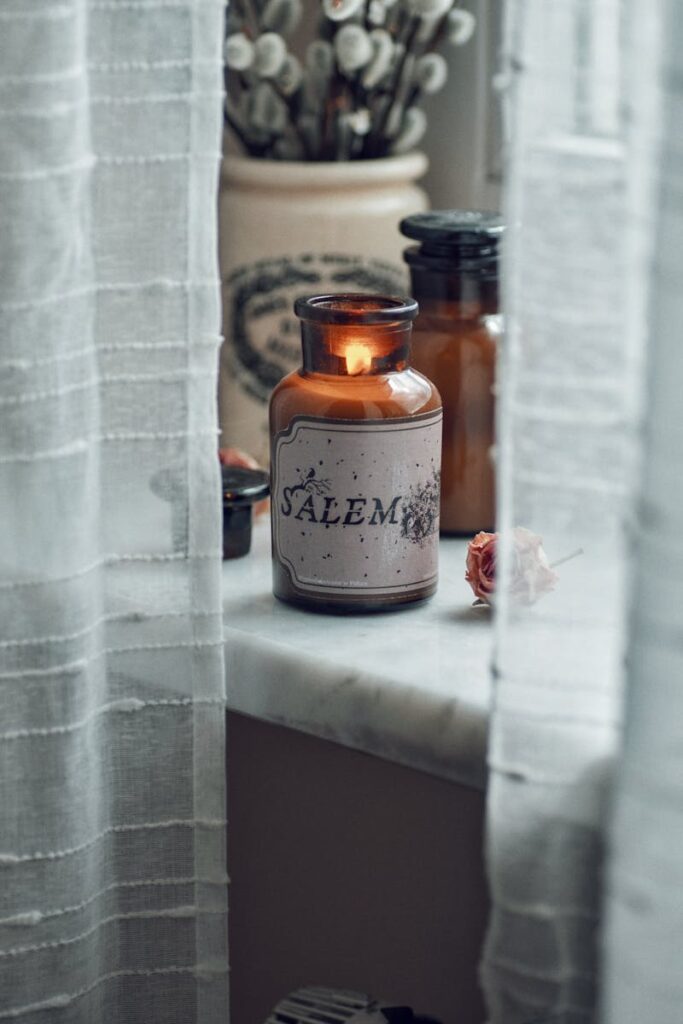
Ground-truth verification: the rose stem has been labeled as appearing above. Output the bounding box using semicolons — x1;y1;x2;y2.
549;547;584;569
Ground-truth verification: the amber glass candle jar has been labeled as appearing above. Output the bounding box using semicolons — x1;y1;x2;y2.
269;294;442;613
401;211;503;536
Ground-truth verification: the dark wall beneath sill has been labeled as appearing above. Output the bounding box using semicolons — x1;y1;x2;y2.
226;711;489;1024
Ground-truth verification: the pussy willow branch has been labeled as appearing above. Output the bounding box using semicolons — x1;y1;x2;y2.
226;0;463;160
240;0;261;38
272;80;312;158
364;15;420;156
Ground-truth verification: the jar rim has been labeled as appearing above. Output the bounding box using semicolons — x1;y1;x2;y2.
222;150;428;191
294;293;418;325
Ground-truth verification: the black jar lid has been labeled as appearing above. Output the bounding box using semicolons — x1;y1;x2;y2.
221;465;270;560
401;210;504;273
222;465;269;507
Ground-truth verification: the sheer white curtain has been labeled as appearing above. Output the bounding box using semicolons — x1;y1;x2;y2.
0;2;227;1022
482;0;664;1021
601;3;683;1022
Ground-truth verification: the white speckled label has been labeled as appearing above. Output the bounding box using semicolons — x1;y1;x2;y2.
272;411;442;596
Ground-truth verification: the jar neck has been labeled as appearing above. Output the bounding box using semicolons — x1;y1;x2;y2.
300;320;412;376
408;266;499;320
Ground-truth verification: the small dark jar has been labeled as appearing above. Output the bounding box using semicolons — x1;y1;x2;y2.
221;465;269;559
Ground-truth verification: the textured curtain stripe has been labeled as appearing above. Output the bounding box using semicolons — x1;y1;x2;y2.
600;2;683;1023
0;0;228;1020
482;0;656;1021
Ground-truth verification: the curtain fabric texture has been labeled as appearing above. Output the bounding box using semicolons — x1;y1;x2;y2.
0;2;227;1022
601;3;683;1022
483;1;676;1022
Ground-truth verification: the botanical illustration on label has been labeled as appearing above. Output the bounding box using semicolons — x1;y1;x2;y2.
273;412;442;596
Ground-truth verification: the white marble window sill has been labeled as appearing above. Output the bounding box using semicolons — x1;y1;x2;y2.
223;518;492;789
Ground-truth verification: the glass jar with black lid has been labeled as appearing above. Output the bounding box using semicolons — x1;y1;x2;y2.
401;210;503;535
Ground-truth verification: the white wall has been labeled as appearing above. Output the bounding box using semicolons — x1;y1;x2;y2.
421;0;503;211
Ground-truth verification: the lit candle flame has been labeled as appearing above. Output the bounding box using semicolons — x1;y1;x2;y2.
344;341;373;375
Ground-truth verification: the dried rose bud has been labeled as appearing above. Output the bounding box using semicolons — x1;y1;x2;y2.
465;531;497;604
509;527;558;605
219;447;260;470
465;528;558;606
